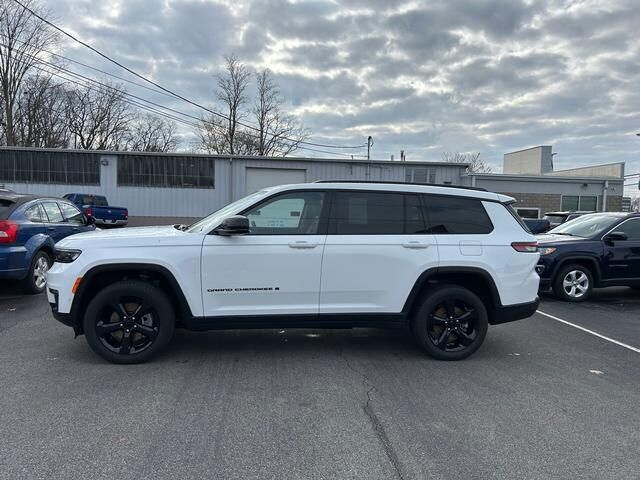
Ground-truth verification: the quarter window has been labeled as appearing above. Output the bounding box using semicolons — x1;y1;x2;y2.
423;195;493;234
25;204;45;223
244;191;325;235
42;202;64;223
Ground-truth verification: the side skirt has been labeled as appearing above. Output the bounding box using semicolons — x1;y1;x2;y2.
181;313;409;331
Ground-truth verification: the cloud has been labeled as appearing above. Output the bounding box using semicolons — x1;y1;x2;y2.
43;0;640;188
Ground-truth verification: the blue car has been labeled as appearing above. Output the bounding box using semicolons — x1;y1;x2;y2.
536;212;640;301
0;193;96;293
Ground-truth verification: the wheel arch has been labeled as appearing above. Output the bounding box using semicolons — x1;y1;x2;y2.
71;263;193;335
403;267;502;324
554;256;601;284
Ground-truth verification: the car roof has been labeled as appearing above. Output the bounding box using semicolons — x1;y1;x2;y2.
261;181;509;202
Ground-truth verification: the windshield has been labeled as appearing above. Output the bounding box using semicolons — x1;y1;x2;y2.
548;213;621;238
186;190;270;233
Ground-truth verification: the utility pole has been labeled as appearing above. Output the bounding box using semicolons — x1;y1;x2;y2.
367;136;373;160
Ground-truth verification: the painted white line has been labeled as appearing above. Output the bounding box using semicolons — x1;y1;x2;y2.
537;310;640;354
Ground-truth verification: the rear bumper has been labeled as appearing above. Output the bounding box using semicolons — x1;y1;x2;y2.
491;297;539;325
94;219;127;226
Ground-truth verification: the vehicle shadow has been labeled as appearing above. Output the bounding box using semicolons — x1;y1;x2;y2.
540;286;639;305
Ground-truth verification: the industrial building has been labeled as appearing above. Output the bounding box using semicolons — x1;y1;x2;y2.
470;146;625;218
0;145;626;223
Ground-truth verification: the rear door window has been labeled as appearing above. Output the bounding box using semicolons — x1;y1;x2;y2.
42;202;65;223
422;195;493;234
329;191;426;234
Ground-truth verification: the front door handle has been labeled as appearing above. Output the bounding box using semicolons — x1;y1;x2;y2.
47;226;55;231
402;241;430;249
288;241;318;249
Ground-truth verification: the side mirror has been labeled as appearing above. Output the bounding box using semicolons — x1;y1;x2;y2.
604;231;627;244
214;215;250;236
84;214;95;226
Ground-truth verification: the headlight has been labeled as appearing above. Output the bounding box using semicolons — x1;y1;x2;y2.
538;247;557;256
54;248;82;263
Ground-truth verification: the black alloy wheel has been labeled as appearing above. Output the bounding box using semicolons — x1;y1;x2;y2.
83;280;175;364
412;285;488;360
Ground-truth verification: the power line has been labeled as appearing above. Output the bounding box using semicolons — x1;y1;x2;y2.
11;0;367;151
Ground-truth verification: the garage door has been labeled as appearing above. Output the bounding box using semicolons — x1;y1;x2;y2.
245;167;307;194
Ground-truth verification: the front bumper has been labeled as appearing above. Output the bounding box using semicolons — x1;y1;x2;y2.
491;297;539;325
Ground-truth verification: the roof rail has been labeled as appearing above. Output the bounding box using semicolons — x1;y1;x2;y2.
313;180;488;192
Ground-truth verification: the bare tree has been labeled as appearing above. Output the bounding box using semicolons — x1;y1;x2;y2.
216;54;251;154
0;0;57;145
194;114;228;154
253;69;307;156
442;151;494;173
125;113;179;152
13;72;68;147
64;81;133;150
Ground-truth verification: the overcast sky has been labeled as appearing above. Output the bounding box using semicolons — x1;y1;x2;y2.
45;0;640;187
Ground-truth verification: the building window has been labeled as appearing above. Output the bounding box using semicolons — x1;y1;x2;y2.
515;207;540;219
561;195;597;211
405;167;436;184
0;150;100;185
117;155;215;189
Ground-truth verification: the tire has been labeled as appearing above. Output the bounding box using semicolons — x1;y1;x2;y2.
552;264;593;302
83;280;175;364
22;250;51;294
412;285;489;361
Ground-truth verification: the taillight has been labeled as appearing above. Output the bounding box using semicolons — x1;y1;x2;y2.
124;209;128;219
85;207;93;217
0;220;19;244
511;241;539;253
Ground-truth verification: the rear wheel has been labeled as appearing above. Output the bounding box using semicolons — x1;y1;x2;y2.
552;264;593;302
412;285;488;361
22;250;51;294
83;280;175;364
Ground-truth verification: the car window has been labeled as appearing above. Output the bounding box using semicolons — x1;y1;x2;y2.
423;195;493;234
612;219;640;241
59;202;84;224
79;195;108;206
244;191;325;235
550;214;620;238
63;194;72;200
330;191;419;235
25;203;45;223
42;202;65;223
0;199;13;219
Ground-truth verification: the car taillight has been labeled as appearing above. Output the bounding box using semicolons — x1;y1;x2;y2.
85;207;93;217
0;220;19;244
124;209;128;219
511;241;539;253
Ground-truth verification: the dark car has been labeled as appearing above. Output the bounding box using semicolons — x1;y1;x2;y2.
63;193;128;227
543;211;594;229
523;218;551;234
536;212;640;301
0;193;96;293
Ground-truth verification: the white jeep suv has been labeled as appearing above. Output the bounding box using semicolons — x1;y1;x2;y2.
47;182;540;364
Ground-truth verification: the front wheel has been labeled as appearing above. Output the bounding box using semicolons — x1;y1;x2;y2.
552;264;593;302
412;285;489;361
83;280;175;364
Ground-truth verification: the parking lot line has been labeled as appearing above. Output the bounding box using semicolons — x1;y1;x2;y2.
537;310;640;354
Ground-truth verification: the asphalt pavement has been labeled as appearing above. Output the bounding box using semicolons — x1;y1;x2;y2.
0;285;638;480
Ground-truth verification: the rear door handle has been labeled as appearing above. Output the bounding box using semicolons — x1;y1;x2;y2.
402;241;430;249
288;241;318;249
47;227;55;231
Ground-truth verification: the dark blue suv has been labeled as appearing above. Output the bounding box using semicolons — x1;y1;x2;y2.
536;212;640;301
0;193;96;293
